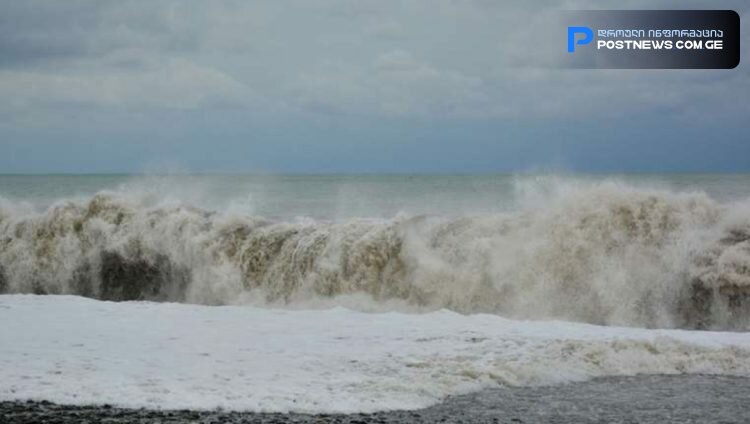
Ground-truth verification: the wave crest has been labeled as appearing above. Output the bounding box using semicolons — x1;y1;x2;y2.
1;182;749;330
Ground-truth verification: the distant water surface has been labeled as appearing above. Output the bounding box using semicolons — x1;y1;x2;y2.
1;173;750;220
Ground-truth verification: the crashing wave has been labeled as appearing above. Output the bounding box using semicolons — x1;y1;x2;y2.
0;182;749;330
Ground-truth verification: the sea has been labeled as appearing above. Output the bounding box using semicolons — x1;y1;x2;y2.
0;173;749;418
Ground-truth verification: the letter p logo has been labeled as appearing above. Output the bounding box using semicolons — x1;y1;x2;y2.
567;26;593;52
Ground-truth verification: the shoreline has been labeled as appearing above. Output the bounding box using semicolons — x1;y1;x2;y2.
3;375;750;423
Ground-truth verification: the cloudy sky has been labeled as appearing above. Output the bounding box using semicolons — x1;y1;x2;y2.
0;0;748;173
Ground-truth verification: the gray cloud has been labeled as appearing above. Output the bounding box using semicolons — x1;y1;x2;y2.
0;0;747;129
0;2;198;69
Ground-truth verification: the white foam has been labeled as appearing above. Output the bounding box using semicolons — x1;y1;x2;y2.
1;295;749;413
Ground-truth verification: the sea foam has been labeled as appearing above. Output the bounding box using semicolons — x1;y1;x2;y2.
1;295;749;413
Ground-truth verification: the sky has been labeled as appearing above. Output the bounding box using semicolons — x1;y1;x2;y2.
0;0;748;174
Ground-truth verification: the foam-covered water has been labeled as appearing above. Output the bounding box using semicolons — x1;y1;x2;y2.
1;174;749;329
1;295;749;413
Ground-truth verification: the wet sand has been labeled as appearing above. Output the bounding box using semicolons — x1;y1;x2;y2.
2;375;749;423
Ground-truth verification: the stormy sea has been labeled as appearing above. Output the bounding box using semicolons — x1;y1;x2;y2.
1;174;749;423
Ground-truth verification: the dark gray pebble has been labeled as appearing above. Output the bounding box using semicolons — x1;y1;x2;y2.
2;375;749;423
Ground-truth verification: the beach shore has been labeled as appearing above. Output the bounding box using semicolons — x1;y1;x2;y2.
3;375;749;424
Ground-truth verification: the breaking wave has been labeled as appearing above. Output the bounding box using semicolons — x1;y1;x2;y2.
1;179;749;330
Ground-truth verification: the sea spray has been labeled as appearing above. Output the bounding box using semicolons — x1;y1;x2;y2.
0;181;749;330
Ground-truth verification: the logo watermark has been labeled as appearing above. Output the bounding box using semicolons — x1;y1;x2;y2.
563;10;740;69
568;27;593;52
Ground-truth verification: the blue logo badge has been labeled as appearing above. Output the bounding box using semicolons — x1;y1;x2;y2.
568;26;593;52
